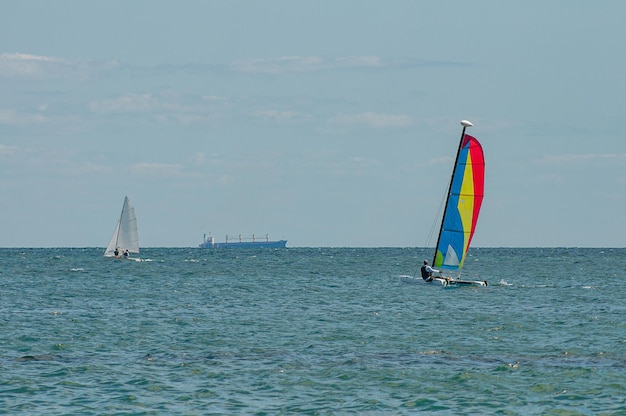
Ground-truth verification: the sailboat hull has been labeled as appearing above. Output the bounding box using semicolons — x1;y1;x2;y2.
399;275;449;286
400;275;487;287
444;278;488;287
110;256;144;262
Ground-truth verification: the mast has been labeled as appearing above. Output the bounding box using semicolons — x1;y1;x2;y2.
431;120;473;266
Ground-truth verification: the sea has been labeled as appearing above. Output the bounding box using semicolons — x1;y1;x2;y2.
0;247;624;415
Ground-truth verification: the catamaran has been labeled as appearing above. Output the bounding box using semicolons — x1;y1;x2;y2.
402;120;487;287
104;196;142;261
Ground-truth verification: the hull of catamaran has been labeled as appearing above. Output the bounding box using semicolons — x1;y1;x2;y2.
400;275;487;287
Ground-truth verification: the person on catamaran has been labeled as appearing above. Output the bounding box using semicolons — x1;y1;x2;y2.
420;260;440;282
123;249;129;258
114;247;120;258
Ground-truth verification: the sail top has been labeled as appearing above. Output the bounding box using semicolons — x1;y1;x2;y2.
433;134;484;271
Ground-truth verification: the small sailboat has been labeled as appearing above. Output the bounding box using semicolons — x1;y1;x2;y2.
104;196;141;261
403;120;487;287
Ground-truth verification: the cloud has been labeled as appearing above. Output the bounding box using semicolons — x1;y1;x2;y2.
335;56;382;68
202;95;227;102
539;173;564;184
251;109;298;121
2;52;459;83
91;93;306;125
538;153;626;165
0;144;19;156
0;109;47;125
89;93;221;125
172;113;216;125
230;55;383;74
0;53;62;79
231;56;326;74
348;155;380;168
0;52;106;81
89;93;156;114
332;112;413;127
60;162;115;176
129;162;184;177
191;152;206;165
230;55;461;74
428;156;453;166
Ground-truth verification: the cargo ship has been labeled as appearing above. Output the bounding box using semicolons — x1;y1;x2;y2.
199;234;287;249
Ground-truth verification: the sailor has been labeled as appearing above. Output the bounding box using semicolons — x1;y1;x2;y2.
420;260;440;282
114;247;120;258
123;249;129;258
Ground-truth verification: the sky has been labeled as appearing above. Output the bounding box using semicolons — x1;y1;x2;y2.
1;1;625;248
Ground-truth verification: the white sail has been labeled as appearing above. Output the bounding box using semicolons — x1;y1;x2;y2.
442;244;461;268
104;196;139;257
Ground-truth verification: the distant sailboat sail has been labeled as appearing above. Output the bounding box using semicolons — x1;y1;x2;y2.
104;196;139;257
433;122;485;273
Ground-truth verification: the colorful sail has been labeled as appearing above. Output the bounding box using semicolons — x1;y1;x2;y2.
433;134;484;270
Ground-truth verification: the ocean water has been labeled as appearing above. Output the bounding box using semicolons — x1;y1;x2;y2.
0;247;624;415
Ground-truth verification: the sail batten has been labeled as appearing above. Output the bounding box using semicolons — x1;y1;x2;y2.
433;133;485;272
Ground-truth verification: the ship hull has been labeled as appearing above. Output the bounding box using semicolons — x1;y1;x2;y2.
199;240;287;249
